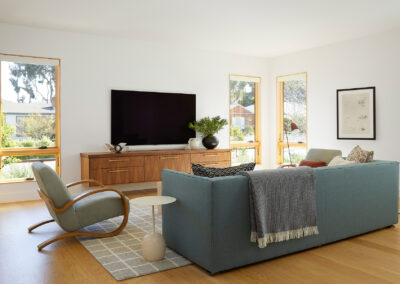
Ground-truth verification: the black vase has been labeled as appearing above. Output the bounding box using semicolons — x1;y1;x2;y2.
202;135;219;149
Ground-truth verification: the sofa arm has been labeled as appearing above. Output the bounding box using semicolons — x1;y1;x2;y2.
162;169;251;273
161;170;215;272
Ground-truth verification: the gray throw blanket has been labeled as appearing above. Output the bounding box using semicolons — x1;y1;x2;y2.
240;167;319;248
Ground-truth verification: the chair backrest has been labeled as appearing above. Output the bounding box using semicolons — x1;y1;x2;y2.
305;148;342;164
32;162;72;208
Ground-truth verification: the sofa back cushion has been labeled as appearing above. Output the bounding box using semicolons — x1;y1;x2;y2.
305;149;342;164
192;163;255;178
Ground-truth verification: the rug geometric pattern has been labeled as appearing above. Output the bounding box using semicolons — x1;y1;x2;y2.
77;202;191;280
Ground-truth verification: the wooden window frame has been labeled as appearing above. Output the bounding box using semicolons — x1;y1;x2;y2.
229;74;261;164
0;53;61;183
276;72;307;165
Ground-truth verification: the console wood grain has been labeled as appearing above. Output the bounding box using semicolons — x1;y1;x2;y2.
80;149;231;186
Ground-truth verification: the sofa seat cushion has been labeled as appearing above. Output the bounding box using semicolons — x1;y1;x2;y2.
73;191;128;230
299;160;327;168
192;163;255;178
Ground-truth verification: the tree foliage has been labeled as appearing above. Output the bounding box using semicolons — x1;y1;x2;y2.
283;80;306;104
230;125;244;141
2;116;16;148
230;80;255;107
8;63;55;103
16;114;55;141
189;116;228;136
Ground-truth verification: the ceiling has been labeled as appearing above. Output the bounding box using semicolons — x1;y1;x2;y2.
1;0;400;58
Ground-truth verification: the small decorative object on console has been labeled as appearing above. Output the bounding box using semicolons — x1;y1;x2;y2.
192;162;255;178
105;143;127;153
188;116;228;149
188;138;202;149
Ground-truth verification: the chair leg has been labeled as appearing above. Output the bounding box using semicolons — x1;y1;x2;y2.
28;219;55;233
37;209;129;251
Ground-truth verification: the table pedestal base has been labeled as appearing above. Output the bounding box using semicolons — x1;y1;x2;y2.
142;232;166;262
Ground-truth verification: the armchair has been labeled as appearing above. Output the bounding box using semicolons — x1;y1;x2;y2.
29;162;129;251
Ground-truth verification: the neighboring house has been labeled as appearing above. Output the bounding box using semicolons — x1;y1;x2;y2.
230;103;254;130
2;100;55;140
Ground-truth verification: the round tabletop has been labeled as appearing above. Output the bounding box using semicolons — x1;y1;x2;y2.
131;196;176;206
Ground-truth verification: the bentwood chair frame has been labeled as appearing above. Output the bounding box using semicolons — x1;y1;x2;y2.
28;179;129;251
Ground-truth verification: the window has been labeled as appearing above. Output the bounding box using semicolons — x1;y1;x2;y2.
0;54;60;182
229;75;261;165
276;73;307;165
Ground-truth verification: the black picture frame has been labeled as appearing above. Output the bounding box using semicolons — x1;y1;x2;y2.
337;87;376;140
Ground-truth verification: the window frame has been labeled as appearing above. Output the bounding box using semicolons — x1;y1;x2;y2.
276;72;308;165
0;53;61;183
229;74;262;164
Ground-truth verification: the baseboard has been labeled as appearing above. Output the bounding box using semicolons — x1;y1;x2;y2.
0;183;39;203
0;181;159;204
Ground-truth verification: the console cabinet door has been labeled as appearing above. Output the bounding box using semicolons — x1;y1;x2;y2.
145;154;191;181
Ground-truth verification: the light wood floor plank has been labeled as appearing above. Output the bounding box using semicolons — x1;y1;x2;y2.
0;192;399;284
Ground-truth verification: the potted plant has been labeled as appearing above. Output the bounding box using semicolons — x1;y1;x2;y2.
189;116;228;149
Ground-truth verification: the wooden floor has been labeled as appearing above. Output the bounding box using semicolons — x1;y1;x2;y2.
0;190;399;284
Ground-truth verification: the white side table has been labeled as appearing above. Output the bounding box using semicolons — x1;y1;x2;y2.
131;196;176;262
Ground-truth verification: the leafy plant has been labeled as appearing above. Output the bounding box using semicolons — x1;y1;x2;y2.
230;125;244;141
189;116;228;137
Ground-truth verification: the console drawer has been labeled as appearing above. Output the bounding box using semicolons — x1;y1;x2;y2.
145;154;191;181
191;152;230;163
89;167;144;185
89;156;144;169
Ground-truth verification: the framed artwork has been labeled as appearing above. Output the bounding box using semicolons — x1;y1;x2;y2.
337;87;376;140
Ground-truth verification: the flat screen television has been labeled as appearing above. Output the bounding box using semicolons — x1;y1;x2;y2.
111;90;196;145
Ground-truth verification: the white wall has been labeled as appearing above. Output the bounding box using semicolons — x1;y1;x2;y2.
0;23;269;202
269;29;400;165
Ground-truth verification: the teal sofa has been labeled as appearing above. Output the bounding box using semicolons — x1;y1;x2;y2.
162;161;399;274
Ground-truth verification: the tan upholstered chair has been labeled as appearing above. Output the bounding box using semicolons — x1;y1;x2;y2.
28;162;129;251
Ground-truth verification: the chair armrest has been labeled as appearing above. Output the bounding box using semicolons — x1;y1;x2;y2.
37;187;128;214
66;179;104;188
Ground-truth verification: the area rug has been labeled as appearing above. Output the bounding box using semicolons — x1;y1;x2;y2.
76;201;191;280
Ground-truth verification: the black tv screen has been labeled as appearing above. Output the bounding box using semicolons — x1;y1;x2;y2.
111;90;196;145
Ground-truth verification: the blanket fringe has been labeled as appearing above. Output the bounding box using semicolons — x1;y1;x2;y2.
251;226;319;248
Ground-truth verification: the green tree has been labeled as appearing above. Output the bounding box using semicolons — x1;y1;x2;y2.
230;80;255;107
283;80;306;104
1;116;17;148
16;114;55;142
230;125;244;141
8;63;55;103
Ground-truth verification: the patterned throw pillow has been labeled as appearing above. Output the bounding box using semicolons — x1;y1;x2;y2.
192;163;255;178
347;145;374;163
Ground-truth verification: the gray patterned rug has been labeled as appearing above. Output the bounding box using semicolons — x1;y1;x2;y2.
77;201;191;280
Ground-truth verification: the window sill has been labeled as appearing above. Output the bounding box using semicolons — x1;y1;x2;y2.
0;179;36;185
